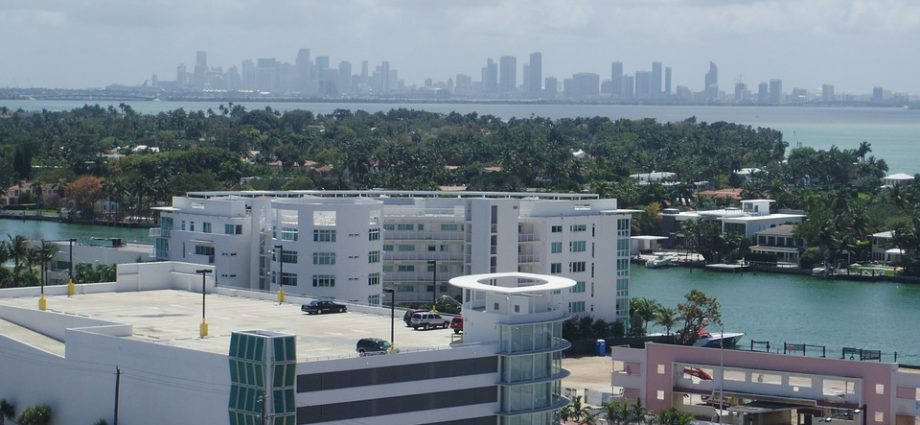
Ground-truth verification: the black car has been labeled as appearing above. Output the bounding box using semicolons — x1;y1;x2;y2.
301;300;347;314
356;337;392;356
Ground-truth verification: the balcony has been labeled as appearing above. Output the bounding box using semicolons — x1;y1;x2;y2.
382;252;465;262
518;233;540;243
384;231;464;241
518;254;540;264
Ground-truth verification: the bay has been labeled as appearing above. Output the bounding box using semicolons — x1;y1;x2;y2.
0;218;151;245
631;266;920;363
3;100;919;174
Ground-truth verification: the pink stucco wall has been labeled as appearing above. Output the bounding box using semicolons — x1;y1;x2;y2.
640;343;896;423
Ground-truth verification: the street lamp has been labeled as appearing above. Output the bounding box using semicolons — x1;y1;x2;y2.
428;259;437;312
384;287;396;353
274;245;285;304
196;268;212;338
66;238;76;296
38;241;48;311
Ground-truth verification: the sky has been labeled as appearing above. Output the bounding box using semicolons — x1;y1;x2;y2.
2;0;919;94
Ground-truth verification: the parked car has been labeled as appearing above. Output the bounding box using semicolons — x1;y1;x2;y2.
402;309;427;326
301;300;347;314
450;315;463;334
356;337;391;356
410;312;450;330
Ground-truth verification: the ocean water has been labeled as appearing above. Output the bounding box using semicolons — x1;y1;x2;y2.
3;100;919;173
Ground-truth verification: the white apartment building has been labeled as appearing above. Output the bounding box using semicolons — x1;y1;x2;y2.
154;191;633;321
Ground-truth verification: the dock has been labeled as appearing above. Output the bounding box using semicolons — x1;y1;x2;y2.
705;263;751;273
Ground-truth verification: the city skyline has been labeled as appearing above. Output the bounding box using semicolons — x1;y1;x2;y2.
1;1;920;94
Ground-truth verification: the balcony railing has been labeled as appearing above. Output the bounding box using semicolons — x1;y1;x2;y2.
382;252;465;262
518;254;540;264
518;233;540;242
384;231;464;241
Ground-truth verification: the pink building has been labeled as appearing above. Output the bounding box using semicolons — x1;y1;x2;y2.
612;343;920;425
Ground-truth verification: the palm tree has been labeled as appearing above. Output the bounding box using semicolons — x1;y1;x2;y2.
654;306;679;336
602;399;628;425
650;408;694;425
7;234;28;276
626;398;648;425
0;399;15;425
560;395;596;424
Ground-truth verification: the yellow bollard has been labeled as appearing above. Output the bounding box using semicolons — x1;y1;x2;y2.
200;321;208;338
277;288;285;305
68;279;75;297
38;296;47;311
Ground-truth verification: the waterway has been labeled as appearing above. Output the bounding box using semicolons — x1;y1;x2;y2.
631;266;920;364
4;100;920;174
0;218;151;245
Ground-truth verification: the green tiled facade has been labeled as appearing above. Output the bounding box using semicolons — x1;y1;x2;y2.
229;331;297;425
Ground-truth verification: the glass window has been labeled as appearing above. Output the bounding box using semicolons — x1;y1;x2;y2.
311;274;335;287
312;252;335;265
551;242;562;253
570;241;586;252
203;222;212;233
570;261;586;273
368;228;380;241
570;224;586;232
313;229;335;242
368;273;380;285
550;263;561;274
551;225;562;233
570;281;586;293
280;272;297;286
368;251;381;263
281;250;298;264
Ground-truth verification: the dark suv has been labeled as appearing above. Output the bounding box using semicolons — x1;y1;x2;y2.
301;300;347;314
356;338;391;356
402;309;426;326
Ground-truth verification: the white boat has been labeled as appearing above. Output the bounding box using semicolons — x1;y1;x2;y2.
694;330;745;348
646;255;672;268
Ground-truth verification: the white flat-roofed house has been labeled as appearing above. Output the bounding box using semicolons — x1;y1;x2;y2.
750;224;804;264
883;173;915;187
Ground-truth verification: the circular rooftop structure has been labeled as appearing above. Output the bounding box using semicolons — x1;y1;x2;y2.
449;272;575;294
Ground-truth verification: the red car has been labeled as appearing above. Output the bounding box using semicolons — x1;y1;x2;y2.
449;315;463;334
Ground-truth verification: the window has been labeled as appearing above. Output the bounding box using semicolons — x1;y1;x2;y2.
876;384;885;395
551;225;562;233
550;263;562;274
368;295;380;305
617;259;630;277
657;364;665;375
190;221;195;231
656;390;664;400
570;261;586;273
280;272;297;286
570;281;586;293
551;242;562;253
312;252;335;265
224;224;243;234
281;250;298;264
368;273;380;286
181;220;186;231
570;224;586;232
383;244;393;251
313;229;335;242
368;228;380;241
383;223;395;231
368;251;380;263
313;211;336;226
568;302;585;313
194;245;214;263
203;222;212;233
874;412;883;423
441;224;459;231
397;264;415;272
312;274;335;287
281;226;298;241
396;223;413;231
570;241;586;252
616;278;628;297
398;244;415;252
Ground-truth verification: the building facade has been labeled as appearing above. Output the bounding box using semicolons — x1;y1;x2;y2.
154;191;632;322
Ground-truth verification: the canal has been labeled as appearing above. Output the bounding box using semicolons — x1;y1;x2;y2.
0;218;152;245
632;266;920;364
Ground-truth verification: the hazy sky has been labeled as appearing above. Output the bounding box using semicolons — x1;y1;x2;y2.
2;0;919;94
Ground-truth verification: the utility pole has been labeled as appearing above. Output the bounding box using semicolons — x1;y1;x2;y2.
114;367;121;425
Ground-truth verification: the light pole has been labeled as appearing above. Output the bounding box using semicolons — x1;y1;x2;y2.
274;245;285;304
428;259;437;312
197;268;212;338
384;287;395;353
718;321;725;424
67;238;76;296
38;241;47;311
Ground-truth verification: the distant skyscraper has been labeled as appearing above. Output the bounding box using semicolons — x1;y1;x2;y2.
611;62;623;96
255;58;279;92
564;73;600;99
757;82;769;104
193;51;208;88
295;48;312;93
455;74;472;94
226;66;241;91
769;79;783;104
338;61;352;93
544;77;558;97
651;62;662;95
664;67;672;96
822;84;835;102
481;58;498;94
315;56;330;72
499;56;517;94
241;60;255;90
873;86;884;102
176;64;188;86
734;82;747;102
635;71;652;99
528;52;542;95
704;62;718;101
623;74;635;99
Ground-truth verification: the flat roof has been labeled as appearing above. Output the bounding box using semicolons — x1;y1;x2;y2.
449;272;575;294
0;290;453;360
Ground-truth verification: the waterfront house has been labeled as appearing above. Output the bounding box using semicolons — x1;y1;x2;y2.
883;173;915;187
629;171;677;186
659;200;806;248
750;224;804;264
871;231;904;263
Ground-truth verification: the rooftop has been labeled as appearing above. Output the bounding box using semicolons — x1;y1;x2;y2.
754;224;797;237
0;290;454;360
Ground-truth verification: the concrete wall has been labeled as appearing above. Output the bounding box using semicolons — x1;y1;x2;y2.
116;262;215;293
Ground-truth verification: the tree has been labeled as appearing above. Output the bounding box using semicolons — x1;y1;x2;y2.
629;298;659;335
625;397;648;425
676;290;721;346
650;408;694;425
560;395;596;425
0;399;15;425
654;306;679;336
67;176;105;220
17;405;51;425
602;399;628;425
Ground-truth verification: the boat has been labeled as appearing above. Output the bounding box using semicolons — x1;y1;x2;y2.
694;329;745;348
646;255;672;268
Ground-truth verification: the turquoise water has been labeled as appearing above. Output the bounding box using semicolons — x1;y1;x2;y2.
0;218;151;245
4;100;919;173
631;266;920;364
